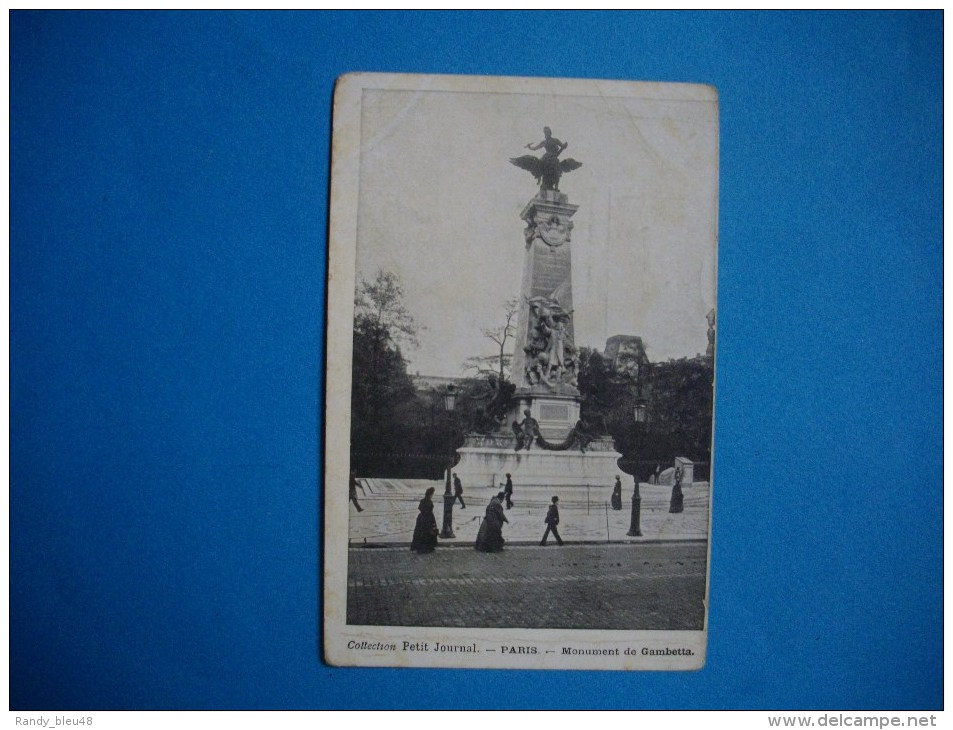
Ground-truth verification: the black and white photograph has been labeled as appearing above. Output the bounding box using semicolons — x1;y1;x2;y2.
324;73;718;670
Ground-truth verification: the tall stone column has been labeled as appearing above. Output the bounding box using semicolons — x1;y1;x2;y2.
508;189;582;439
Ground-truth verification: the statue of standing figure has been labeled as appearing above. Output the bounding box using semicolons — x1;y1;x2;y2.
546;318;567;380
510;127;583;192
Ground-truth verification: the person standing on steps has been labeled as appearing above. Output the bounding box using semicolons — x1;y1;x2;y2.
540;495;564;546
453;473;466;509
504;473;514;509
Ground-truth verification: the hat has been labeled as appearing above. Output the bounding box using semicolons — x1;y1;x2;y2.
497;492;506;499
552;495;559;502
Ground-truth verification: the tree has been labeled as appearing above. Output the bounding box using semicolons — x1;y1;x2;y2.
463;298;519;382
644;356;714;464
350;270;426;477
354;270;420;349
577;347;617;422
576;345;714;480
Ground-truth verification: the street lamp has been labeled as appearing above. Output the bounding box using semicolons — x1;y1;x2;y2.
627;397;647;537
443;384;457;412
633;402;647;424
440;384;457;539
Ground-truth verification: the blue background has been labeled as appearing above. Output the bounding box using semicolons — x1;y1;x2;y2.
10;11;942;709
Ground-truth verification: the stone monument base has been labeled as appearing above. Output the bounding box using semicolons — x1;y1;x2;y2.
453;433;622;488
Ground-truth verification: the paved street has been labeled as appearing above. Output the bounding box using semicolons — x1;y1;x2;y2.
347;542;707;630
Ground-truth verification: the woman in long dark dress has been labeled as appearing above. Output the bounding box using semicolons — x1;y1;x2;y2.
474;492;508;552
610;476;623;510
411;487;439;553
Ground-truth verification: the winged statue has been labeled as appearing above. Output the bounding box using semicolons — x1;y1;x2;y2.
510;127;583;192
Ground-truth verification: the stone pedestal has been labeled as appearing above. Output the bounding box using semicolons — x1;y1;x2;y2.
453;433;621;488
660;459;695;486
674;457;694;486
506;393;580;440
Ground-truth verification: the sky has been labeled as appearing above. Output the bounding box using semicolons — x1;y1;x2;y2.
354;82;718;378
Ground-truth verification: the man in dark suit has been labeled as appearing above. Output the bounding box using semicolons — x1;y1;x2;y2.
453;473;465;509
540;495;564;546
504;473;514;509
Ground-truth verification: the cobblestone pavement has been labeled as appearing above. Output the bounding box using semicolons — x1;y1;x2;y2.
347;542;707;630
348;479;709;545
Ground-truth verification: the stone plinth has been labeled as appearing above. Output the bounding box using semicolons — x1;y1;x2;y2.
453;433;622;488
660;458;695;486
675;457;694;485
506;392;580;440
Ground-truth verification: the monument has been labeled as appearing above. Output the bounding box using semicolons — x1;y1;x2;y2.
454;129;622;486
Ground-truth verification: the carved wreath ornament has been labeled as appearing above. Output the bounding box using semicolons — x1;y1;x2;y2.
536;214;572;248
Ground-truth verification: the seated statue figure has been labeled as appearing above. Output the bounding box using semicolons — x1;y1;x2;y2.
512;409;540;451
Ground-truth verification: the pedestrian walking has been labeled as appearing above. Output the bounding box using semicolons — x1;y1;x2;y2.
540;495;564;546
504;473;514;509
475;492;508;552
652;464;661;485
349;470;364;512
411;487;439;553
610;475;623;510
453;473;466;509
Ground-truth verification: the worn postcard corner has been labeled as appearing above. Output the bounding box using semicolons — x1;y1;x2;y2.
323;72;717;671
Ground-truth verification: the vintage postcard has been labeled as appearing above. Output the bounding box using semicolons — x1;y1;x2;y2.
323;73;718;670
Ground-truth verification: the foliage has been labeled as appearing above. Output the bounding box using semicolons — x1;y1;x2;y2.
576;347;617;425
350;271;429;477
350;318;425;477
646;356;714;462
354;269;421;349
350;270;508;479
576;347;713;480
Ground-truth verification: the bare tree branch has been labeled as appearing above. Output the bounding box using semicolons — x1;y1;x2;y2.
463;297;519;381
